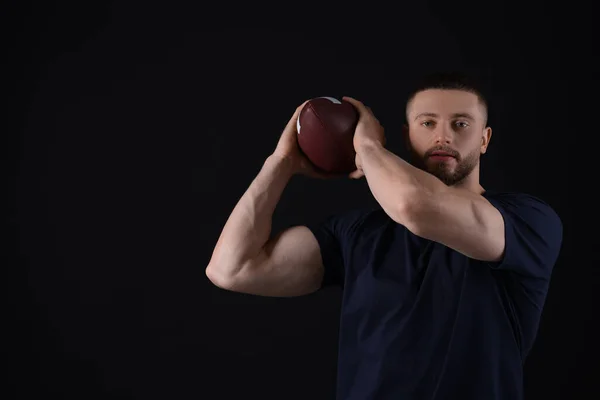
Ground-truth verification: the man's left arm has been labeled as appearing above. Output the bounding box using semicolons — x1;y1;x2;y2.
344;96;562;267
356;140;506;262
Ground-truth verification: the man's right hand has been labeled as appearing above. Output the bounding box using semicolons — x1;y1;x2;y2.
271;101;338;179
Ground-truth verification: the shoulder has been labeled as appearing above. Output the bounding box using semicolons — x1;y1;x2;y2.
484;191;563;274
484;191;562;231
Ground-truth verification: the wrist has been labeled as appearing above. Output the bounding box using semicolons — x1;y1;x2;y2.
356;138;384;155
266;153;299;177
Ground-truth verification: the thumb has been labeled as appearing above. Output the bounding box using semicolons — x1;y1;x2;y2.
348;169;365;179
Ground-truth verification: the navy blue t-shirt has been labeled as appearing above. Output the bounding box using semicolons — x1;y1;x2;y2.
308;191;562;400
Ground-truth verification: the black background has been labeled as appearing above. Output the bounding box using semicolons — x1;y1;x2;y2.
7;1;589;399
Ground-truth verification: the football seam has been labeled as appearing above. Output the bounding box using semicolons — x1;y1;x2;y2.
307;102;332;139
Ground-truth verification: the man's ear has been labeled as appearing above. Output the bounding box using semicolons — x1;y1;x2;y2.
481;127;492;154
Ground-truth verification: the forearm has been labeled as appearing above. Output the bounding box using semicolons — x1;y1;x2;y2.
357;141;444;226
207;154;295;276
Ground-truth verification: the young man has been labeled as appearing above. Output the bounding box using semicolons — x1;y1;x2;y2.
206;73;563;400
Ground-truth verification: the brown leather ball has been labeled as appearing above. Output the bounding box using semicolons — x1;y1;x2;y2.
296;97;358;174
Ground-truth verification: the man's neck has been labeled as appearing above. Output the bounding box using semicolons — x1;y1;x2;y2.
452;173;485;195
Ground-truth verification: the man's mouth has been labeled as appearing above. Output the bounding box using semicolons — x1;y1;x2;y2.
429;151;455;159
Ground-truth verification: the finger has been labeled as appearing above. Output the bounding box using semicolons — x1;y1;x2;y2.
342;96;360;105
290;100;309;127
342;96;368;116
296;99;309;113
342;96;367;114
285;100;309;133
343;96;378;121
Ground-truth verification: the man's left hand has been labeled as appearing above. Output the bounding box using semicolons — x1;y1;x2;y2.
342;96;386;179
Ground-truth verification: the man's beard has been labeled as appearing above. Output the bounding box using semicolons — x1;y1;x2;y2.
410;145;480;186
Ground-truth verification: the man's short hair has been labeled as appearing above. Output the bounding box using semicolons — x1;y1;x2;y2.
405;71;489;125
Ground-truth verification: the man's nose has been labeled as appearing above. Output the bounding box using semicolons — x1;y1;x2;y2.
434;125;453;144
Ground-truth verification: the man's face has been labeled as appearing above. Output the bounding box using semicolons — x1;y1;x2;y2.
405;89;491;186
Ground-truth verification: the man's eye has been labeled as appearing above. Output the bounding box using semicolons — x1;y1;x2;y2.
421;121;434;127
455;121;469;128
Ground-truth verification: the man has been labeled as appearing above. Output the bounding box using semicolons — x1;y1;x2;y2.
206;73;563;399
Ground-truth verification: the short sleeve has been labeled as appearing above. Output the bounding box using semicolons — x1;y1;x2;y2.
306;209;369;289
486;193;563;280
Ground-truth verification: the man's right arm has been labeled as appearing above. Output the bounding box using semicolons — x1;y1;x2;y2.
205;154;325;297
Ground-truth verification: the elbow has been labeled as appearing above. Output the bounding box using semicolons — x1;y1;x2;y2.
205;263;224;287
389;188;427;231
393;190;439;240
205;262;238;290
205;248;246;289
